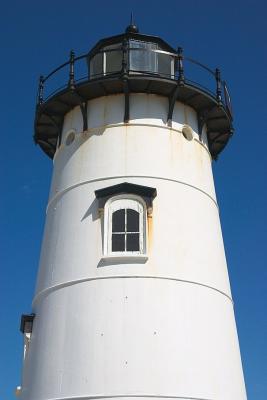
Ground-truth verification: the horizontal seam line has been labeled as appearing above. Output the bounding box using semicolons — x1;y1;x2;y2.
47;175;218;211
54;121;211;161
36;394;212;400
61;121;201;136
32;275;233;307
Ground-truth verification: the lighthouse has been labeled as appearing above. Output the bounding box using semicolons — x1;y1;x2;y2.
19;22;247;400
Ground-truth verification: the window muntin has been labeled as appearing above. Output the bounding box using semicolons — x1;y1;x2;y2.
112;209;140;252
105;196;146;256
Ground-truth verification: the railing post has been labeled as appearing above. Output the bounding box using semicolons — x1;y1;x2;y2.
121;38;130;122
68;50;75;90
38;75;44;105
177;47;185;85
122;38;128;76
215;68;222;105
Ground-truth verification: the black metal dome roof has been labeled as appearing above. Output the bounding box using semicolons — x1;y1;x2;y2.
125;22;139;34
88;30;176;59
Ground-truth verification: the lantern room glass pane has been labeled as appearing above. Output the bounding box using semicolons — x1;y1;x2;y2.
129;40;157;73
90;53;103;77
158;53;174;77
104;44;123;74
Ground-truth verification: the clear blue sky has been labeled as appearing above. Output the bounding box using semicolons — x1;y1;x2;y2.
1;0;266;398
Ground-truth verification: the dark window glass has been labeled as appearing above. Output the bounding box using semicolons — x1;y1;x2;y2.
90;53;103;77
126;233;140;251
112;234;125;252
105;44;123;74
129;40;157;73
158;53;173;77
112;209;125;232
127;209;139;232
111;207;141;253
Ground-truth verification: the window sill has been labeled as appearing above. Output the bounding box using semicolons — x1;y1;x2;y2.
100;254;148;264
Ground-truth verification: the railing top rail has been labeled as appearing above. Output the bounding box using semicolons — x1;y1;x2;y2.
43;60;70;82
43;53;88;82
184;56;215;76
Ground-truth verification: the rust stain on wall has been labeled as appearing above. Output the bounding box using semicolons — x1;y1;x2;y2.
147;214;153;251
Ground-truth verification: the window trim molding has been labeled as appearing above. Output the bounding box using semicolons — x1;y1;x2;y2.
103;194;147;258
101;254;148;264
95;182;156;261
95;182;157;214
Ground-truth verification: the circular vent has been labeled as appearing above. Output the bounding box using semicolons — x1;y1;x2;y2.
65;130;76;146
182;125;193;141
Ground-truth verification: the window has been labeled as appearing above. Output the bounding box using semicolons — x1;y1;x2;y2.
90;52;103;77
20;314;35;361
129;40;174;78
95;182;157;260
129;40;158;73
105;196;146;256
112;208;140;252
89;41;174;79
90;44;122;77
105;44;123;74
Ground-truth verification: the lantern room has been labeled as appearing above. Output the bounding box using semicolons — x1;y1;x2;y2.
34;24;233;160
88;24;176;79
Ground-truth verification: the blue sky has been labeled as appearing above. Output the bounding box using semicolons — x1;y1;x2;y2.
1;0;266;398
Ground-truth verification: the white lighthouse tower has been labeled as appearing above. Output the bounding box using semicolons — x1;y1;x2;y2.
20;23;247;400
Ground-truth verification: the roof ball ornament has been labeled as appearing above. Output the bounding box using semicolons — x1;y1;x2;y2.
125;12;139;33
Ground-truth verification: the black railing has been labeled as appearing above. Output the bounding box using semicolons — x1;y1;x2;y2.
37;46;233;119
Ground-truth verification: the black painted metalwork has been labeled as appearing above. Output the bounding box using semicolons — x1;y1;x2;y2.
167;85;180;124
68;50;75;90
80;101;88;132
20;314;35;334
197;105;218;139
95;182;157;210
121;38;130;122
34;29;234;160
125;13;139;34
223;82;233;119
43;112;61;131
177;47;185;85
215;68;222;105
38;75;44;105
122;38;128;75
123;79;130;123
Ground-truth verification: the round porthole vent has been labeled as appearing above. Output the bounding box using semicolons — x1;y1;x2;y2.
182;125;194;141
65;130;76;146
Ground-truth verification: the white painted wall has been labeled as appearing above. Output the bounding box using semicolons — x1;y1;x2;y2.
21;94;247;400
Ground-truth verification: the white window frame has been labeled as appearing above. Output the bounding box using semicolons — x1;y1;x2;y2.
23;332;31;360
103;194;147;259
